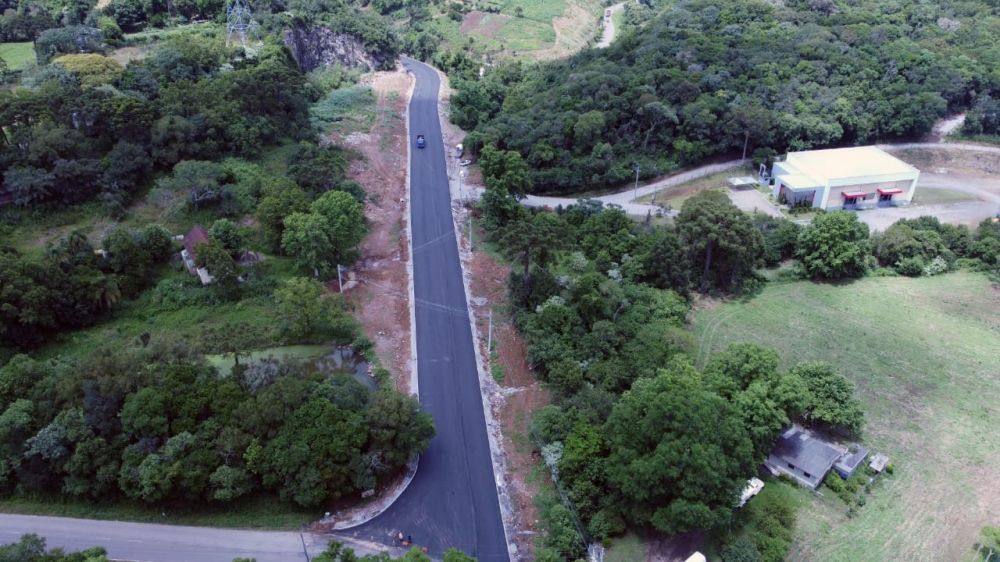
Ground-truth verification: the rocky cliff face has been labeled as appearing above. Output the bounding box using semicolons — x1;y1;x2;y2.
282;24;383;72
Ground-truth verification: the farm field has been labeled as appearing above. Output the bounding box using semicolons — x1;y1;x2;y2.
0;42;34;70
434;0;602;59
693;271;1000;561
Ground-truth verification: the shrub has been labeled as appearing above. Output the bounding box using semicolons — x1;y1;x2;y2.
895;255;926;277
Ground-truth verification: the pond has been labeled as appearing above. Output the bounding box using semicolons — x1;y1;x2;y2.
206;344;377;391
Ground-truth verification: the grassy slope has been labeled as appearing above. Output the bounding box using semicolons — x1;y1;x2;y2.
693;271;1000;561
0;494;314;530
0;42;34;70
429;0;602;58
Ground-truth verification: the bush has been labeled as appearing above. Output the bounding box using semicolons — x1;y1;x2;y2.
895;256;926;277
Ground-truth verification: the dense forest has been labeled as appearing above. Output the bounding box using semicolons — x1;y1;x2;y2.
0;0;432;515
0;285;433;507
475;159;1000;559
453;0;1000;192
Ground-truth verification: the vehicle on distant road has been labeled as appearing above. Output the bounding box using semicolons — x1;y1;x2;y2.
416;134;426;149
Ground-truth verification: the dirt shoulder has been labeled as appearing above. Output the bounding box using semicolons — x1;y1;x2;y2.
326;68;415;395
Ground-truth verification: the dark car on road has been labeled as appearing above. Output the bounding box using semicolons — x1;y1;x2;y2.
416;134;426;149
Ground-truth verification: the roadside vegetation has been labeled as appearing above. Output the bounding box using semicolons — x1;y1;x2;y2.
0;535;479;562
453;0;1000;193
473;140;1000;559
0;0;434;527
694;271;1000;560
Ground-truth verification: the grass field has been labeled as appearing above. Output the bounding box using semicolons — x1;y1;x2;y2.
693;271;1000;561
0;42;34;70
605;533;645;561
430;0;602;58
632;170;734;207
911;187;980;206
0;493;314;530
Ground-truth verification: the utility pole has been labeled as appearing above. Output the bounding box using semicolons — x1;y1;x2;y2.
468;216;473;251
741;130;750;165
487;309;493;352
633;163;640;201
336;264;343;292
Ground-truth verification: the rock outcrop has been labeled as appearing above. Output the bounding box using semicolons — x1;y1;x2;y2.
282;24;383;72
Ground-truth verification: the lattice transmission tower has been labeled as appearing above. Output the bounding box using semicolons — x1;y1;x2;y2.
226;0;261;54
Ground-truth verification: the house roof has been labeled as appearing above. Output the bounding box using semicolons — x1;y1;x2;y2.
768;427;844;487
834;445;870;476
183;225;210;256
781;146;917;183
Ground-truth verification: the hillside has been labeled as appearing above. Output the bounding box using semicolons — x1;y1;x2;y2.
453;0;1000;193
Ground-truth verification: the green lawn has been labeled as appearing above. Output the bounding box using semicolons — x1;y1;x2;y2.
632;170;734;205
0;42;34;70
693;271;1000;561
0;493;315;530
605;533;646;562
911;187;979;206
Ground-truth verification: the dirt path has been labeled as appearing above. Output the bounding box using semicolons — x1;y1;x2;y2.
596;2;626;48
329;69;415;395
925;113;966;142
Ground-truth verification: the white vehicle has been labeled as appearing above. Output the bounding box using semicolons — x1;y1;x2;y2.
738;477;765;508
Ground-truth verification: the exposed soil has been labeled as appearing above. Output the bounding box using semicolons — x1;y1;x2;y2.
457;199;552;561
892;146;1000;177
326;68;415;394
109;46;149;66
460;11;511;39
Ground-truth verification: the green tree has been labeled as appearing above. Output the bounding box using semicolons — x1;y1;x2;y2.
282;212;335;277
676;191;763;293
704;343;779;398
604;358;754;533
479;144;531;198
499;213;565;273
209;219;243;256
273;277;356;343
120;388;168;439
195;240;240;298
722;536;764;562
257;181;309;251
791;362;863;433
795;212;870;279
310;190;367;265
364;391;435;469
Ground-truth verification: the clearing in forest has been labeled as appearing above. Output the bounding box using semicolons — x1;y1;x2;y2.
693;271;1000;562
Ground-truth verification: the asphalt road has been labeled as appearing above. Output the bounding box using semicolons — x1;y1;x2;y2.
0;514;318;562
335;57;510;561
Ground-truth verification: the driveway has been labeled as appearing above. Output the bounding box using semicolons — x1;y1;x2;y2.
335;57;510;561
856;173;1000;231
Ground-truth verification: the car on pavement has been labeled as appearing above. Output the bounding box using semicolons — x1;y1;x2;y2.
416;134;426;149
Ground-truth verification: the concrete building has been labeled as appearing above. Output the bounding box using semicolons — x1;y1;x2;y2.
763;426;870;489
771;146;919;210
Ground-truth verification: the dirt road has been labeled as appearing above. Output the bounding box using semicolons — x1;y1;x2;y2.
596;2;626;48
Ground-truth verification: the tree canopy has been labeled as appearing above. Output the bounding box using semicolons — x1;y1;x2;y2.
454;0;1000;193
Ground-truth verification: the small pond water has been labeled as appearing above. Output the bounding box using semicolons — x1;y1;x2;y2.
206;344;376;390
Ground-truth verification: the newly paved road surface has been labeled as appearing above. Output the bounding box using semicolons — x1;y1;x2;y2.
0;514;321;562
335;57;510;561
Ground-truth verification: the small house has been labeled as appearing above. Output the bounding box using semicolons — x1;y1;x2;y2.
764;427;844;489
833;444;870;479
180;225;215;285
869;453;891;474
771;146;919;210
